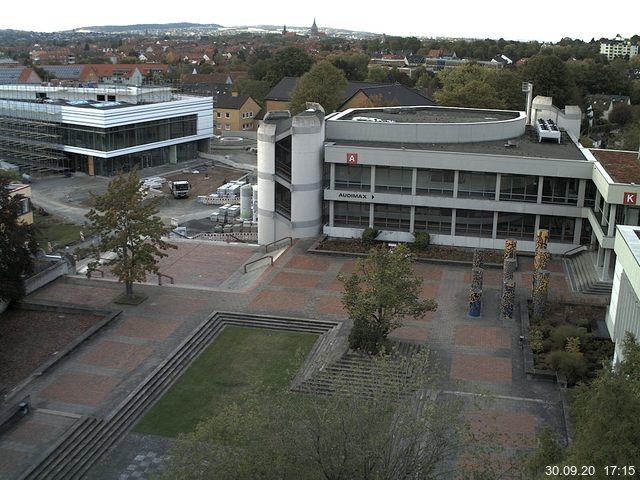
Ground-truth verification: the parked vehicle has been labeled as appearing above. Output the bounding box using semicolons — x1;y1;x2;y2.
170;180;191;199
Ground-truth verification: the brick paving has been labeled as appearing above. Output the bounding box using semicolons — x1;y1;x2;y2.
450;353;513;384
0;240;570;480
465;410;537;448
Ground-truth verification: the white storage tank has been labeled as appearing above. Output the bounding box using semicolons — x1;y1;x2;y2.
240;183;253;219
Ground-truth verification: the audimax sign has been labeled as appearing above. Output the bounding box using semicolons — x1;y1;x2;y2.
623;192;637;205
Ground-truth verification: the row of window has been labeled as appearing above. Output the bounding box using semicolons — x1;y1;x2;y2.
333;165;583;205
62;115;197;152
215;111;255;119
333;202;577;242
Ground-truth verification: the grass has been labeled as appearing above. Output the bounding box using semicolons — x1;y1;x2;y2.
33;212;83;251
133;326;318;438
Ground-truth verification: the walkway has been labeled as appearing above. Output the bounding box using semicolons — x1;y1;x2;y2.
0;241;571;479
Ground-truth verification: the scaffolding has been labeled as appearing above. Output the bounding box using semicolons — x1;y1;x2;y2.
0;100;66;174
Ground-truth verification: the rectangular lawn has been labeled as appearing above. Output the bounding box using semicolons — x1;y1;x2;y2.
133;325;317;437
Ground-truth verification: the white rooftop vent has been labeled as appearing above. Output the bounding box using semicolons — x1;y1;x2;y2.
535;118;561;144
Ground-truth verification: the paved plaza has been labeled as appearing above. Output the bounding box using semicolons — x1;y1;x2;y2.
0;240;572;479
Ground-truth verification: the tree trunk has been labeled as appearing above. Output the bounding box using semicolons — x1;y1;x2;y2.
125;281;133;296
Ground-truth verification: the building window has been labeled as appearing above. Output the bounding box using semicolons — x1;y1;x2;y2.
539;215;575;243
457;171;496;199
19;198;30;215
496;212;536;240
335;164;371;191
499;174;539;202
216;112;221;118
455;209;494;237
225;124;231;131
249;111;254;117
414;207;452;234
275;182;291;220
584;180;597;208
373;204;411;231
225;112;230;119
375;166;413;194
542;177;578;205
416;169;454;196
275;136;292;182
334;201;370;227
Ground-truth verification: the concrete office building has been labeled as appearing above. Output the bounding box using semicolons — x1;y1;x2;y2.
606;225;640;364
0;84;213;175
257;101;640;282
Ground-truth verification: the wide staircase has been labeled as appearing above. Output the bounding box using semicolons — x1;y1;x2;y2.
18;312;339;480
563;251;613;296
291;342;424;400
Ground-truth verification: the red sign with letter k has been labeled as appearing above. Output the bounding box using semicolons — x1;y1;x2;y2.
623;192;637;205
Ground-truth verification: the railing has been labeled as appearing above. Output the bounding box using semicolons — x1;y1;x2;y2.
562;244;588;258
243;255;273;273
264;236;293;254
157;273;174;286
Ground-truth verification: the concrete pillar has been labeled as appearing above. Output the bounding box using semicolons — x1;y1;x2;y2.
370;165;376;193
537;175;544;204
411;167;417;196
169;145;177;164
453;170;459;198
471;268;484;290
501;281;516;320
369;203;374;228
329;163;335;190
533;270;550;318
87;155;94;176
577;179;586;208
469;288;482;317
602;249;612;281
573;218;583;245
451;209;457;237
473;249;485;269
410;205;415;233
495;173;501;201
607;204;617;237
492;211;498;239
596;245;604;267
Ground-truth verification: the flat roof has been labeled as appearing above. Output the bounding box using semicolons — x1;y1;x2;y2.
328;128;586;161
590;149;640;184
337;106;520;124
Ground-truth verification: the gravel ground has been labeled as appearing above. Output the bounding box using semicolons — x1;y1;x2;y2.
0;308;104;395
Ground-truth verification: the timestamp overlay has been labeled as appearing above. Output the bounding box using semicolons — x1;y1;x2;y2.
545;465;637;476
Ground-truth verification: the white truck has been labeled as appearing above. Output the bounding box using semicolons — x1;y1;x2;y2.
170;180;191;199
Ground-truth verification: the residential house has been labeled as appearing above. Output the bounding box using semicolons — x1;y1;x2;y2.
214;92;261;134
7;182;33;225
338;84;435;110
491;54;513;66
600;35;639;61
586;95;631;121
0;66;42;85
38;65;99;84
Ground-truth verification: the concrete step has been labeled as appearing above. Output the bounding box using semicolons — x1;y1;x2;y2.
565;252;612;296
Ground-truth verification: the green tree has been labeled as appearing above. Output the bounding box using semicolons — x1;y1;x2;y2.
264;46;314;86
233;78;270;106
289;60;347;114
521;54;570;107
608;103;634;126
366;65;390;83
328;52;370;81
159;350;476;480
527;333;640;478
0;172;38;305
82;169;176;298
340;244;437;353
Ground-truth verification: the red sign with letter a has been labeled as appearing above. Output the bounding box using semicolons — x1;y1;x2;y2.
623;192;637;205
346;152;358;165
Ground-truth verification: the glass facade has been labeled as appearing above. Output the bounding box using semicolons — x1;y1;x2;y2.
500;174;539;202
496;212;536;240
62;115;197;152
455;209;494;237
335;165;371;191
542;177;579;205
457;171;496;199
539;215;575;243
416;169;454;196
373;204;411;231
414;207;452;234
274;136;292;182
375;166;413;194
334;201;370;227
275;182;291;219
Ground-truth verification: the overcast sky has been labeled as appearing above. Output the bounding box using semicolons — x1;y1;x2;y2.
3;0;638;42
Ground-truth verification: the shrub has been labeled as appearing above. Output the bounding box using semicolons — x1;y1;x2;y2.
549;351;588;386
550;325;588;350
529;327;544;354
565;336;581;354
413;232;430;251
361;227;379;247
